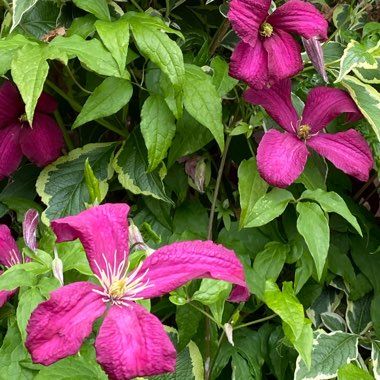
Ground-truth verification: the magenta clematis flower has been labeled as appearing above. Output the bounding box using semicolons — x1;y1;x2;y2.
0;225;23;307
228;0;328;89
0;80;64;179
26;203;248;380
244;79;373;188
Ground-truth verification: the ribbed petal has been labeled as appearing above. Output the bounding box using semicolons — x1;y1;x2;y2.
308;130;373;182
51;204;130;278
267;0;328;40
0;81;24;129
228;0;271;47
257;129;309;188
244;79;299;133
0;123;23;179
19;113;64;167
26;282;106;365
95;303;176;380
35;92;58;114
302;87;363;133
23;209;39;251
133;240;248;300
0;225;22;267
229;40;269;89
264;29;303;84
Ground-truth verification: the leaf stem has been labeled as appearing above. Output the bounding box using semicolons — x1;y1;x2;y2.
130;0;144;12
233;313;277;330
53;110;74;151
209;18;230;56
207;135;232;240
188;302;222;328
65;66;92;95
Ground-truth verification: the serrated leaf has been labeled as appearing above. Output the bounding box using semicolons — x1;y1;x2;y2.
238;157;269;228
95;19;129;75
295;331;359;380
72;0;110;21
346;294;372;335
17;287;44;342
300;189;361;235
11;0;38;32
183;64;224;151
245;188;294;228
113;129;172;203
265;280;304;340
140;95;176;171
342;75;380;142
48;35;121;78
176;304;202;351
336;40;378;82
36;143;115;222
11;44;48;124
296;202;329;280
73;77;133;128
210;56;238;96
338;363;374;380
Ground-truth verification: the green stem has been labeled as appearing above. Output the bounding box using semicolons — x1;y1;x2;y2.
188;302;222;328
46;80;128;137
234;314;277;330
53;110;74;151
209;18;230;56
207;135;232;240
65;66;92;95
165;0;170;18
130;0;143;11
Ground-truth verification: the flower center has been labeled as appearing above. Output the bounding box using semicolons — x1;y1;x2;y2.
92;252;153;307
296;124;311;140
260;22;273;37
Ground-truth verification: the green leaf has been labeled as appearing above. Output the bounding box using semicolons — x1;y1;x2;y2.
238;157;269;228
17;287;44;342
140;95;176;171
336;40;378;82
67;14;97;39
338;363;374;380
113;129;172;203
295;331;359;380
342;75;380;141
176;304;202;351
95;19;130;75
245;188;294;228
296;202;330;280
37;143;115;222
321;312;347;332
0;266;38;290
127;12;184;94
11;0;38;32
210;56;238;97
57;240;92;276
192;279;232;305
300;189;361;235
265;280;304;340
73;77;133;128
183;64;224;151
295;151;327;191
84;159;102;205
372;341;380;380
0;34;37;75
346;294;372;335
231;352;255;380
11;44;48;124
72;0;110;21
48;35;121;78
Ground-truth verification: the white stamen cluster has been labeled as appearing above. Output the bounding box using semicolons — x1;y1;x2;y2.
92;251;153;307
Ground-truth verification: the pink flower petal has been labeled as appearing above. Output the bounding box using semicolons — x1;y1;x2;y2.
308;130;373;181
244;79;299;133
51;204;130;278
302;87;363;133
0;288;17;308
23;209;39;251
229;40;269;89
26;282;106;365
0;81;24;129
0;123;23;179
264;29;303;84
257;129;309;188
228;0;271;47
95;303;176;380
0;225;22;267
36;92;58;114
267;0;328;40
133;240;248;300
19;113;64;167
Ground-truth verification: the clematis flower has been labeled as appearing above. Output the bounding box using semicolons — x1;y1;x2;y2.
26;203;248;380
228;0;328;89
0;225;23;307
244;79;373;188
0;80;64;179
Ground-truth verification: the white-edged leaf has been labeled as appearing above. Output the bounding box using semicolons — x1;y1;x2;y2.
11;0;38;32
346;294;372;335
321;312;347;332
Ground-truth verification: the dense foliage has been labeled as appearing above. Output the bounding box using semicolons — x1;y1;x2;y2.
0;0;380;379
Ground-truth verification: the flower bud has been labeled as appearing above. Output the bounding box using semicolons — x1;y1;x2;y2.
52;248;64;286
22;209;39;252
302;36;328;83
224;323;234;346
